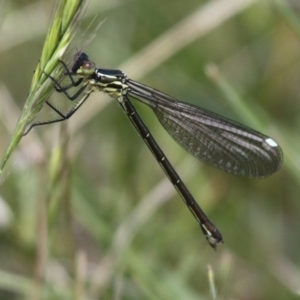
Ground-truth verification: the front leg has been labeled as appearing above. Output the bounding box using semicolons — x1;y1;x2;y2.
45;72;87;101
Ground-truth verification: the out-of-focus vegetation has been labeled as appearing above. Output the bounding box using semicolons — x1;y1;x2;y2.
0;0;300;299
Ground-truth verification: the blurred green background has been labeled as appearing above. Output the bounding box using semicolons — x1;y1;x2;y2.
1;0;300;299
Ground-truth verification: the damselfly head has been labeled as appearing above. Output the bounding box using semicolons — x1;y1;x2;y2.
73;51;88;63
77;60;96;76
72;52;96;76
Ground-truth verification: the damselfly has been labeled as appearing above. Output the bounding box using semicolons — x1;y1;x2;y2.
25;52;283;249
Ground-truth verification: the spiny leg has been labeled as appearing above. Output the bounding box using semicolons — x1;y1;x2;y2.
23;68;91;135
47;73;88;100
57;59;83;87
23;91;92;135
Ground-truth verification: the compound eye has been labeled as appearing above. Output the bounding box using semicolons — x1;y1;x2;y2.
81;61;95;75
74;52;88;62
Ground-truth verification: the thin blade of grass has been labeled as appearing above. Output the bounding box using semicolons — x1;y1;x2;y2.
0;0;86;172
